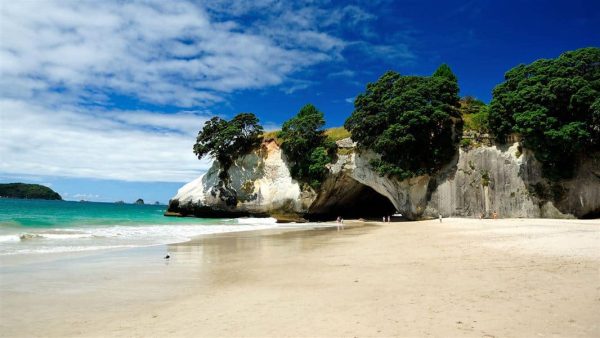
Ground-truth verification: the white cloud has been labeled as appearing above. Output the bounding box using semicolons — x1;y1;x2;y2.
0;99;212;182
0;0;343;107
329;70;357;78
105;110;215;136
71;193;100;200
0;1;416;183
345;97;356;104
0;0;349;182
347;41;416;65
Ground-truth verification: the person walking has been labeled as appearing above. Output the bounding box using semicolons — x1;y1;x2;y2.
439;214;442;223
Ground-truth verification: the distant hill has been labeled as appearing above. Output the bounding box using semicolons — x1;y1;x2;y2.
0;183;62;200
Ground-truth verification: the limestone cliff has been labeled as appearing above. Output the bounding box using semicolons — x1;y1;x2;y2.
167;140;315;219
426;144;600;219
167;138;600;220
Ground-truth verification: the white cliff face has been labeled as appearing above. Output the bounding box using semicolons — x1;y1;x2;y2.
171;140;308;216
425;143;544;218
172;174;209;205
170;138;600;220
425;143;600;218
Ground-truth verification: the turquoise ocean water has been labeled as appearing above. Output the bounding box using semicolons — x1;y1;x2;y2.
0;199;278;255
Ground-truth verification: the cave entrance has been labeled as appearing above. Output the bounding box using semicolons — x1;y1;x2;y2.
581;209;600;219
306;180;397;221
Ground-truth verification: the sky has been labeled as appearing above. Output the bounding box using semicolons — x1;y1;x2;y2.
1;0;599;203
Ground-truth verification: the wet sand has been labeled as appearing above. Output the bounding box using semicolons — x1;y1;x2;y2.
1;218;599;337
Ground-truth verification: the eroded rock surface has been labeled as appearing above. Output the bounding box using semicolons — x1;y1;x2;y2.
168;138;600;220
168;140;312;219
425;144;600;219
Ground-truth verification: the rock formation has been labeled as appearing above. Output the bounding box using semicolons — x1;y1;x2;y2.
167;138;600;221
167;140;314;220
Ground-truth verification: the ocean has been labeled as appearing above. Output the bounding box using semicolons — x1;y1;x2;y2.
0;198;281;256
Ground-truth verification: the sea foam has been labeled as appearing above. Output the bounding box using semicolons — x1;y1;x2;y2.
0;218;284;255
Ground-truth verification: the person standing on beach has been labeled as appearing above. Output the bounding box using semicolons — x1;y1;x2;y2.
439;214;442;223
493;211;498;219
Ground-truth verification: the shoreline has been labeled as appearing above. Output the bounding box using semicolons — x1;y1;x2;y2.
0;218;304;266
1;218;599;337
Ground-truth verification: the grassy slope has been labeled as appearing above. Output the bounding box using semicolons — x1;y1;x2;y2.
263;127;350;145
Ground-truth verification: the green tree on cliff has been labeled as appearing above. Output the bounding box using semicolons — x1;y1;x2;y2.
278;104;335;188
193;113;263;178
433;63;458;83
344;65;461;179
488;47;600;178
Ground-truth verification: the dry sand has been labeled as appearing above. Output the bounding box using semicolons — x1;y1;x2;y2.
1;218;599;337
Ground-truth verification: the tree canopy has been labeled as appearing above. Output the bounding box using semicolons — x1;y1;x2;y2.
193;113;263;177
278;104;335;188
488;47;600;178
344;65;461;179
433;63;458;83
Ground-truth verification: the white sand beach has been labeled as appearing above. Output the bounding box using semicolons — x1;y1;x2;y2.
1;218;599;337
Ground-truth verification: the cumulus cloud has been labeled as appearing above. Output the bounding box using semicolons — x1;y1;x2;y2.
0;1;416;183
0;99;212;182
0;0;345;107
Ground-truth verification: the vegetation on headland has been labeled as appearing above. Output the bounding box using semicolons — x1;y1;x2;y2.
277;104;336;189
263;126;350;145
344;64;461;180
488;47;600;179
460;96;489;133
261;130;283;144
0;183;62;200
192;47;599;186
324;126;351;142
193;113;263;179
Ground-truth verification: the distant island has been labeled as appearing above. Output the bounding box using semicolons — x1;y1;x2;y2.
0;183;62;200
134;198;144;205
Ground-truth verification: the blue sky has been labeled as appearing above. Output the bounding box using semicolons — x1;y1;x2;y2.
1;0;599;203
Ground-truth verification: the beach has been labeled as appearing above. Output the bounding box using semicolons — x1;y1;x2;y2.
1;218;599;337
